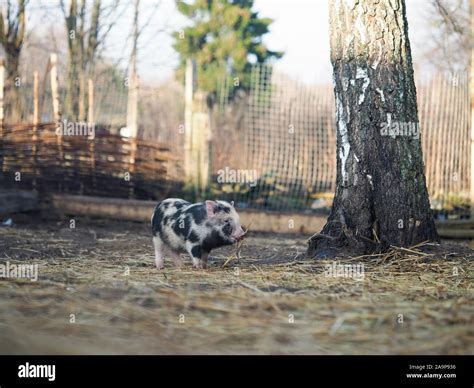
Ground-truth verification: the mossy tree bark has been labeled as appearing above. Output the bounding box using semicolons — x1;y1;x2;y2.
0;0;26;123
308;0;438;257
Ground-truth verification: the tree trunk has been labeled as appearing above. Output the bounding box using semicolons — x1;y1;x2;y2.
308;0;438;257
5;52;22;123
64;0;101;121
0;0;26;123
65;0;80;120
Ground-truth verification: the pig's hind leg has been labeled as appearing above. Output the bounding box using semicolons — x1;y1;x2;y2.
154;240;183;269
169;250;184;268
153;236;165;269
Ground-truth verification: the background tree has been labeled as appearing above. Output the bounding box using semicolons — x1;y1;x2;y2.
60;0;120;121
173;0;283;103
125;0;161;138
423;0;470;73
308;0;438;257
0;0;27;122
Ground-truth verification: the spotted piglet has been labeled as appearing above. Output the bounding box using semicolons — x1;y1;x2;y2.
151;199;246;269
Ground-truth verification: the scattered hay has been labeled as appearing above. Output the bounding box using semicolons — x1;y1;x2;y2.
0;219;473;354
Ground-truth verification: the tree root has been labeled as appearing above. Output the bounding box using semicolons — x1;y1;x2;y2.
307;214;388;258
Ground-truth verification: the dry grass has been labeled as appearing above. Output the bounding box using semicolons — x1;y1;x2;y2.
0;218;473;355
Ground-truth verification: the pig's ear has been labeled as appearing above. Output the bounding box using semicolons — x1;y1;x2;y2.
205;200;218;217
230;201;235;207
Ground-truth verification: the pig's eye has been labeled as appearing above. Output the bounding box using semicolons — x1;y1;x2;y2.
224;219;231;224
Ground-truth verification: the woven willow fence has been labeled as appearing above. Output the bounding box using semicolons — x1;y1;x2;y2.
0;123;182;200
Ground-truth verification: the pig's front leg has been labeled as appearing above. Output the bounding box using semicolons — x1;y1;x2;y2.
187;245;209;269
200;251;209;269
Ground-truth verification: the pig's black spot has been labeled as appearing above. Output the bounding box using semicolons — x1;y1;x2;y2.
182;218;191;237
188;230;200;243
223;222;232;236
151;206;163;236
170;209;183;228
172;215;191;238
174;200;188;209
188;204;207;225
162;215;169;225
158;228;170;245
202;229;232;252
216;204;231;214
190;245;202;259
172;218;184;236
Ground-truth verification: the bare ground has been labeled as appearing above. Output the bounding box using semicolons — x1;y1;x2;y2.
0;216;473;354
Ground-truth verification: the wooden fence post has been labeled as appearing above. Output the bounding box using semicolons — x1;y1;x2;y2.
88;78;96;192
470;1;474;218
0;59;4;134
184;59;211;196
126;73;138;138
50;53;63;166
184;58;196;186
192;91;211;194
88;78;94;124
0;59;4;174
126;72;139;198
470;75;474;217
32;70;39;190
33;71;39;126
50;54;61;123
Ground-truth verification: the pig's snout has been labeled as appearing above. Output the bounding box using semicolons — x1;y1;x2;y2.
232;226;246;242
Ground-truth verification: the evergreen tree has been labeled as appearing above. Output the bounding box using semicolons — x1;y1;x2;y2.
173;0;283;101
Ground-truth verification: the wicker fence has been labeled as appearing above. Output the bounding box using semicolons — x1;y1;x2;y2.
0;123;183;201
